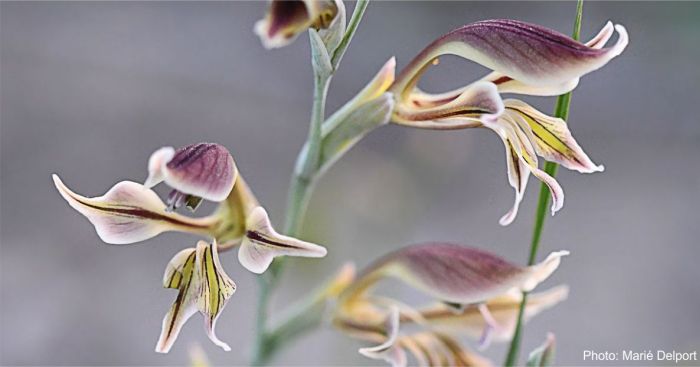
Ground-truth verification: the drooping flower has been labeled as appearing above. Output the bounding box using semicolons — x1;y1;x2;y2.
390;19;628;225
333;243;569;366
156;240;236;353
53;142;326;273
255;0;345;49
53;142;328;352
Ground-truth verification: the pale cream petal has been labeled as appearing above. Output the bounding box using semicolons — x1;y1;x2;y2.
398;337;429;367
498;136;530;226
392;81;503;130
483;71;581;97
156;249;199;353
416;285;568;343
522;251;570;292
144;146;174;188
585;21;615;49
53;175;213;244
358;307;407;367
238;207;327;274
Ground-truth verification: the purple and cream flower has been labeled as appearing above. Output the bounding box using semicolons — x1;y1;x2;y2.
333;243;569;366
255;0;344;49
359;310;494;367
390;19;629;225
53;142;327;352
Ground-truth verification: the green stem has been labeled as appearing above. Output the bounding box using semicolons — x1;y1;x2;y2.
331;0;369;69
250;2;371;364
503;1;584;365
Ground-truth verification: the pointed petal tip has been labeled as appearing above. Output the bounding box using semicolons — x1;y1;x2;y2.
145;146;175;188
358;307;407;367
498;213;515;227
550;192;564;216
523;250;570;292
612;24;630;57
206;329;232;352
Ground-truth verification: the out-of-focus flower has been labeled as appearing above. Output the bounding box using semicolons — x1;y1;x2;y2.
398;331;493;367
53;142;328;352
527;333;556;367
341;243;567;305
333;243;569;366
389;19;628;225
255;0;345;49
188;343;210;367
156;240;236;353
355;308;494;367
414;286;568;343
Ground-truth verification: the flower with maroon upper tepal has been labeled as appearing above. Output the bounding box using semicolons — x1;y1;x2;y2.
389;19;629;225
332;242;569;366
255;0;345;50
53;142;327;352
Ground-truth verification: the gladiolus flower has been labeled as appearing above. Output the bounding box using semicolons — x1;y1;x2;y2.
390;19;628;225
53;142;326;273
255;0;344;49
53;142;328;352
333;243;569;365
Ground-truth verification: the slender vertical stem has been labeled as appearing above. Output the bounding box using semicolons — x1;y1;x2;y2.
250;2;371;364
331;0;369;69
503;1;584;365
252;70;329;367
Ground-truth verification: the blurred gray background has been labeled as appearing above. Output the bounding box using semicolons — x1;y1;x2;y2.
2;1;699;366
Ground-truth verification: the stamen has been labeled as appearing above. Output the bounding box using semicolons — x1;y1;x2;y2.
166;190;202;212
185;195;203;212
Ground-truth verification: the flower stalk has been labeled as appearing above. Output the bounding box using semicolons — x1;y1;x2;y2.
251;1;370;364
504;1;584;365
